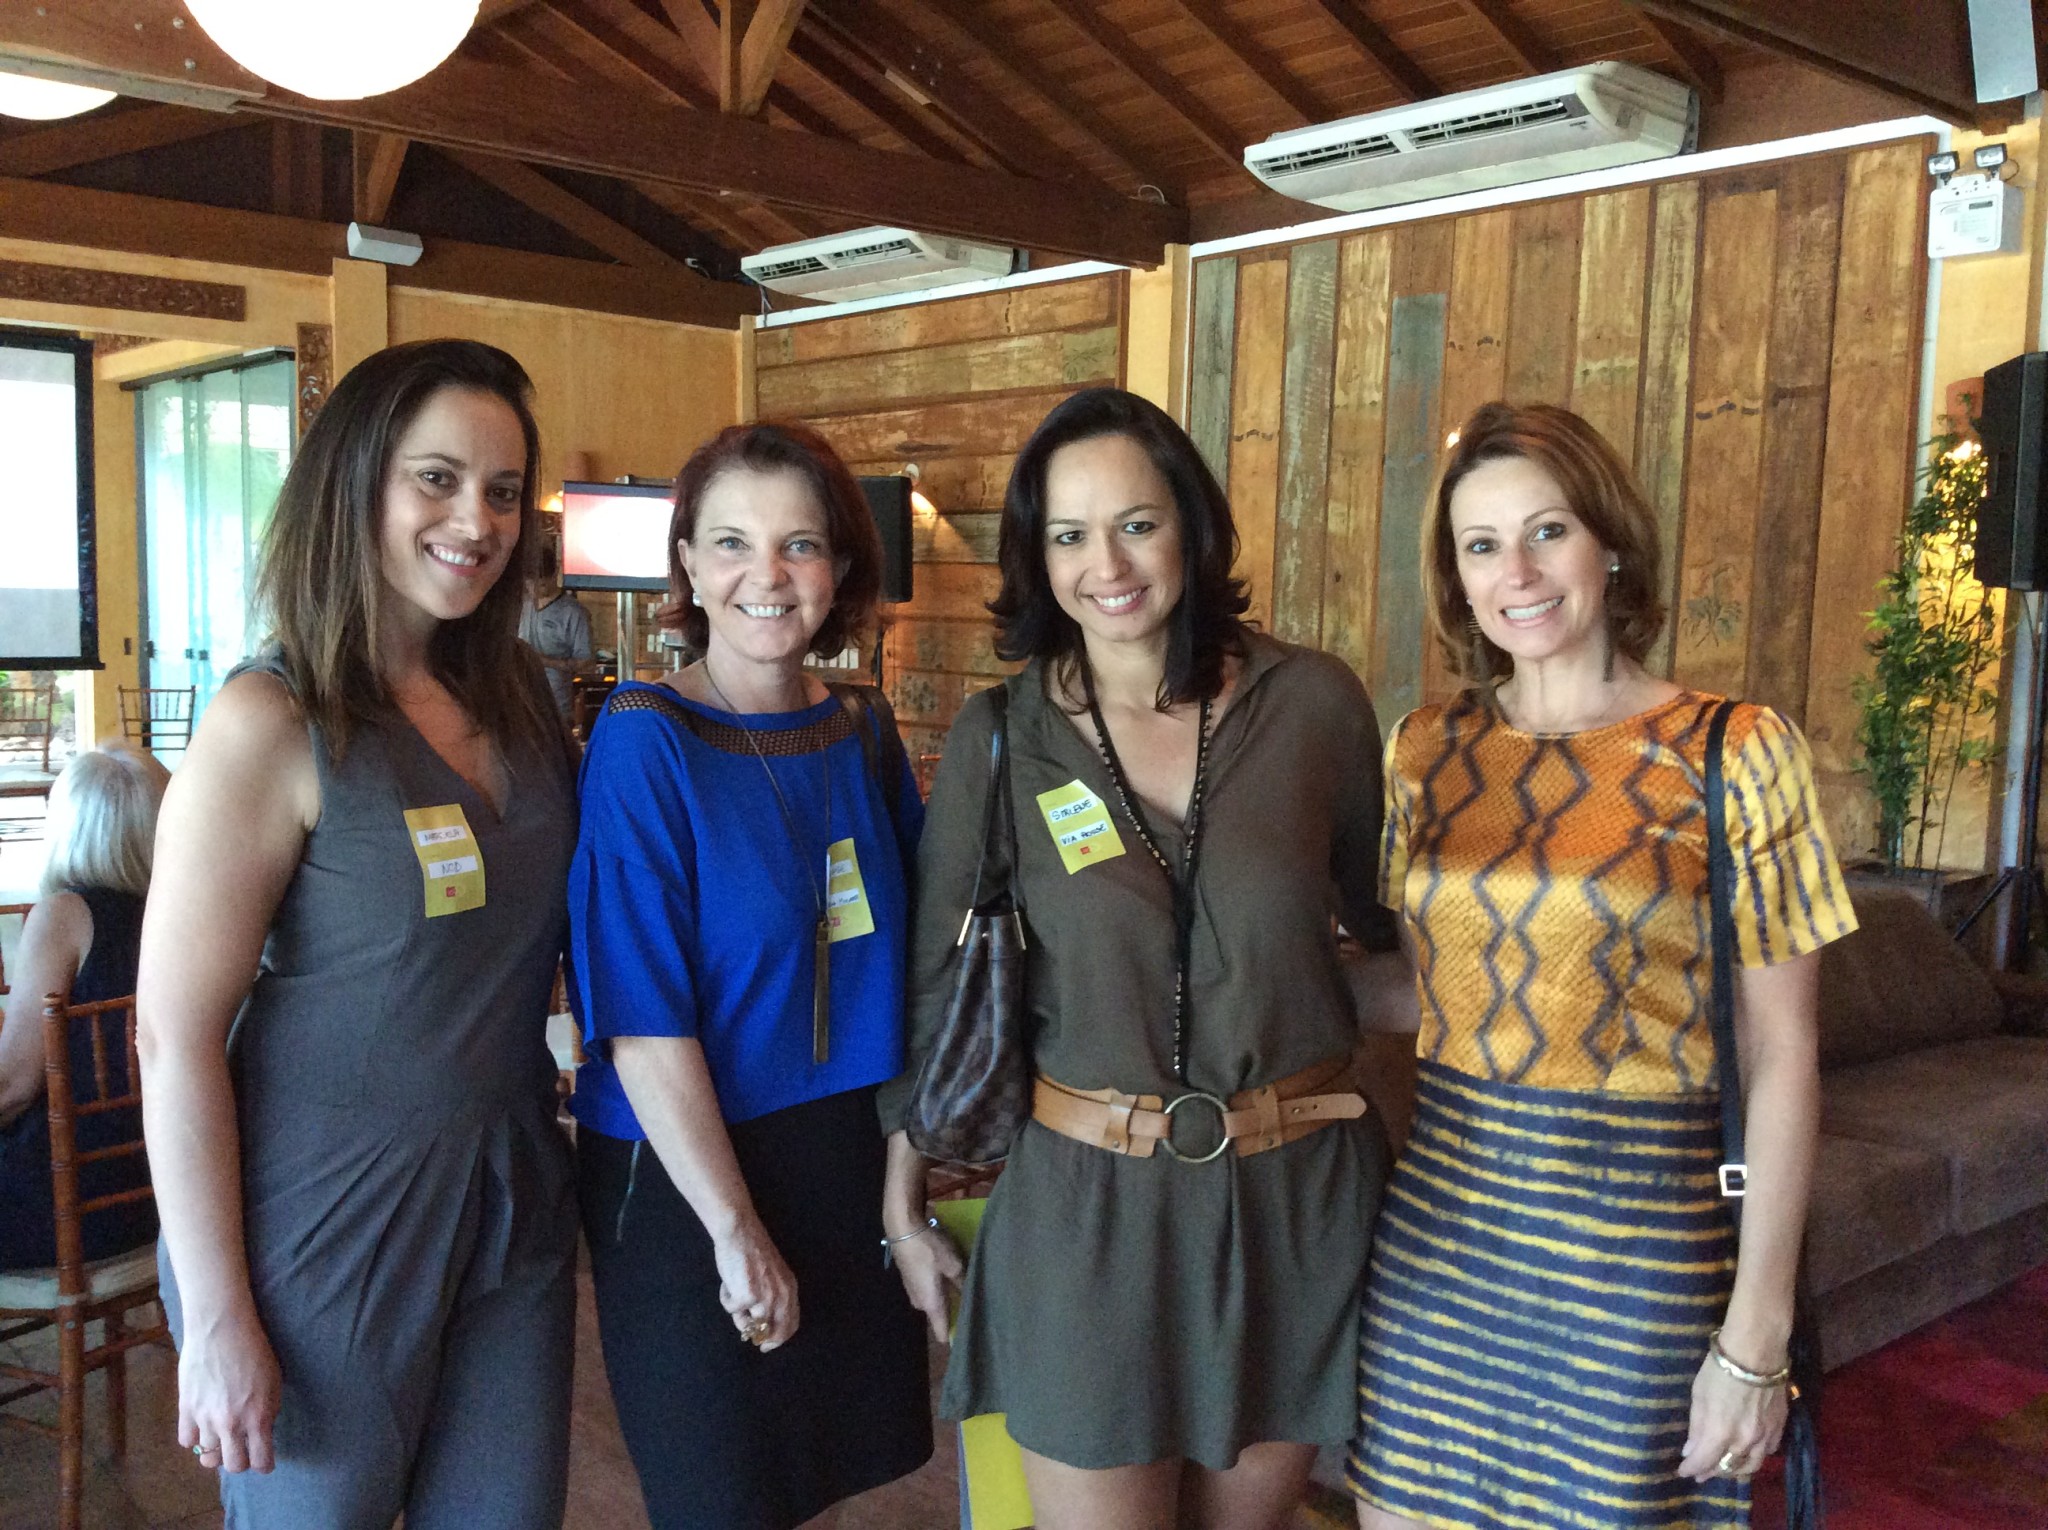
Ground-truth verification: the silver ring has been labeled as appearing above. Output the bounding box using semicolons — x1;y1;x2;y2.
1717;1449;1741;1474
192;1443;212;1458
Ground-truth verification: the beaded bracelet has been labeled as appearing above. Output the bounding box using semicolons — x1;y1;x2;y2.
1708;1329;1792;1389
880;1216;941;1269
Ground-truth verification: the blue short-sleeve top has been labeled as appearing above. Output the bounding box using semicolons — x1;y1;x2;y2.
567;681;924;1135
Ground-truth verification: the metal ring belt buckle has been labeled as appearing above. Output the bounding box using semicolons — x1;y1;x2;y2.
1159;1090;1232;1163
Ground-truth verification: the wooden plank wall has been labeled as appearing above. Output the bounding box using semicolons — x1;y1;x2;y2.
751;273;1126;758
1189;140;1930;857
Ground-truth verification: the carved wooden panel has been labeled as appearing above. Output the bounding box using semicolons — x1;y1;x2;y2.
0;259;245;321
295;322;332;440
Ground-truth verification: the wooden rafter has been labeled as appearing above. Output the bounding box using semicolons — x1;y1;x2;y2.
808;0;1092;183
527;0;715;110
784;25;976;164
1621;1;1974;121
352;131;409;223
1166;0;1325;126
269;120;322;220
1628;9;1725;101
444;148;684;268
1036;0;1243;167
477;0;545;23
911;0;1182;196
640;0;845;138
0;2;1185;262
1299;0;1439;102
724;0;806;117
0;102;239;178
1455;0;1557;75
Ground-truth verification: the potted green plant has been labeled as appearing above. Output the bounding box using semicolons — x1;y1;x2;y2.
1852;417;2000;888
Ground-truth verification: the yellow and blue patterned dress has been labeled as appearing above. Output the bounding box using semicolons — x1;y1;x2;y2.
1347;690;1856;1530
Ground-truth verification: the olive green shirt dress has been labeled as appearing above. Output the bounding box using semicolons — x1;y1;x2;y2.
880;634;1395;1469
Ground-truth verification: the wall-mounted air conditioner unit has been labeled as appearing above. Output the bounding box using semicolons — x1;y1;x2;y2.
741;226;1016;302
1244;61;1697;214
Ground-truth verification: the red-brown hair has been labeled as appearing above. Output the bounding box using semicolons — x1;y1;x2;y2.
1424;401;1666;680
657;422;884;658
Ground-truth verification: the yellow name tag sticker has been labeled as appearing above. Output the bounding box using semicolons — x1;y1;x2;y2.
825;837;875;943
1036;779;1127;875
403;804;486;918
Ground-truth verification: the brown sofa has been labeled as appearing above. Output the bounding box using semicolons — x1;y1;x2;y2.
1806;885;2048;1368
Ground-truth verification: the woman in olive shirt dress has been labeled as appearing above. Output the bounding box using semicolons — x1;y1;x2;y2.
880;387;1404;1529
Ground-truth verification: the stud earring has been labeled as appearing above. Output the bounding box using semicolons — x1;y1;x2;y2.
690;590;703;607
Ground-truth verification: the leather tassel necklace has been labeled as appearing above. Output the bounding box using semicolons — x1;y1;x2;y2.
703;664;834;1064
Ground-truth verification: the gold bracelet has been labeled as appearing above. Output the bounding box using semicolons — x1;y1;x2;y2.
1708;1329;1791;1389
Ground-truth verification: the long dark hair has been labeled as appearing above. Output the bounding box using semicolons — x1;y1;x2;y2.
255;338;553;757
657;421;885;660
992;388;1249;708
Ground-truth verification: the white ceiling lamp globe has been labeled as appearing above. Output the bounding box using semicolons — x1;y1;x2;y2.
183;0;482;100
0;71;117;120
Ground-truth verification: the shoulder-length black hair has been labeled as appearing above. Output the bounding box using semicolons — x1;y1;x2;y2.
991;387;1249;708
255;338;553;759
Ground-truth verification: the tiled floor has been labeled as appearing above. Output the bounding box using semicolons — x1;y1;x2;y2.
0;1256;961;1530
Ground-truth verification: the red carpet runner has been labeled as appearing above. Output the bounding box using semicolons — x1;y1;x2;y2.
1754;1263;2048;1529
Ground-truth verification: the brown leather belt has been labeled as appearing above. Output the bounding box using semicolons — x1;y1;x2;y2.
1032;1055;1367;1162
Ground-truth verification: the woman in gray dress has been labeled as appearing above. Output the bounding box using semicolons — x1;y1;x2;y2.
881;388;1407;1528
138;339;578;1529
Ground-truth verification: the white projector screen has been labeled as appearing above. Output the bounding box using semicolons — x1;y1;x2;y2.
0;330;97;669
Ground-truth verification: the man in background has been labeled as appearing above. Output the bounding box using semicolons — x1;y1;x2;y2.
519;539;596;725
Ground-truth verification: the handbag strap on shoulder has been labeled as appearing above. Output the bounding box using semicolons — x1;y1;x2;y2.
968;685;1021;912
1702;698;1744;1225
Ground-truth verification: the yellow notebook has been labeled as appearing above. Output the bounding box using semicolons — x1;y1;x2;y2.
931;1199;1034;1530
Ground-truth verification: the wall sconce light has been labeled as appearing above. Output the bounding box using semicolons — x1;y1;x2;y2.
902;461;939;518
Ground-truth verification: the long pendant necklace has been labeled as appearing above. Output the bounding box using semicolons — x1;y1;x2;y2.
1080;662;1215;1086
702;663;835;1065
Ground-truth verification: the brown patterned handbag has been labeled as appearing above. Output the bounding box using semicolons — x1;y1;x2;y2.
904;686;1032;1165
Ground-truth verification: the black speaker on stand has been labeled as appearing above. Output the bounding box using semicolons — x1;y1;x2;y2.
1957;352;2048;967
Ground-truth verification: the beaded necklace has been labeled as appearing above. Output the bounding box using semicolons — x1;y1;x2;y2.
1079;661;1215;1086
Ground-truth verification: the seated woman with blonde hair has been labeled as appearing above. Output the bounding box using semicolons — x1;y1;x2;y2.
0;741;170;1269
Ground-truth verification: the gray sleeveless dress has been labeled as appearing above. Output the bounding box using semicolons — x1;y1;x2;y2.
160;656;579;1530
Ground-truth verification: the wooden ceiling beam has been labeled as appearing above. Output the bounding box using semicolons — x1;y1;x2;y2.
808;0;1093;183
724;0;806;116
0;103;242;178
0;172;754;326
1036;0;1243;167
634;0;847;137
521;2;715;108
352;131;410;223
912;0;1182;196
1621;0;1975;121
1455;0;1558;75
0;4;1186;263
444;148;685;267
1166;0;1325;126
1299;0;1439;102
784;25;977;164
477;0;546;23
1627;10;1724;100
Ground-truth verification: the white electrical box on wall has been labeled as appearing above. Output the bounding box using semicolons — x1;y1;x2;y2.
1928;175;2024;258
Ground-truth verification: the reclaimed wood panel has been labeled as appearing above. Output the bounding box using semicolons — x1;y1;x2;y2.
1504;197;1582;405
1374;292;1448;722
1637;179;1702;677
895;560;1004;622
1273;239;1340;647
1439;209;1512;437
756;276;1118;366
1323;230;1394;688
846;455;1014;514
1227;254;1290;629
1747;156;1846;724
802;391;1067;463
1189;254;1238;488
884;617;1021;677
888;667;1006;732
1673;187;1777;698
1390;222;1459;707
910;511;1002;564
1571;187;1651;459
758;324;1119;415
1808;140;1931;853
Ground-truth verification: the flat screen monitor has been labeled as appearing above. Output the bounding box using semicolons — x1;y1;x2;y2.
560;480;673;593
0;329;96;668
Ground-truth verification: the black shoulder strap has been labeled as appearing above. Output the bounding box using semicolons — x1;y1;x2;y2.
830;681;907;832
1702;698;1745;1223
968;685;1019;914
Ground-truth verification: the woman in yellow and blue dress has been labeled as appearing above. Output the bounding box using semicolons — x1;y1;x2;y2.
1348;402;1857;1530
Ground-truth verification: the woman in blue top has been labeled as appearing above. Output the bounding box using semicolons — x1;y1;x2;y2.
570;421;932;1530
